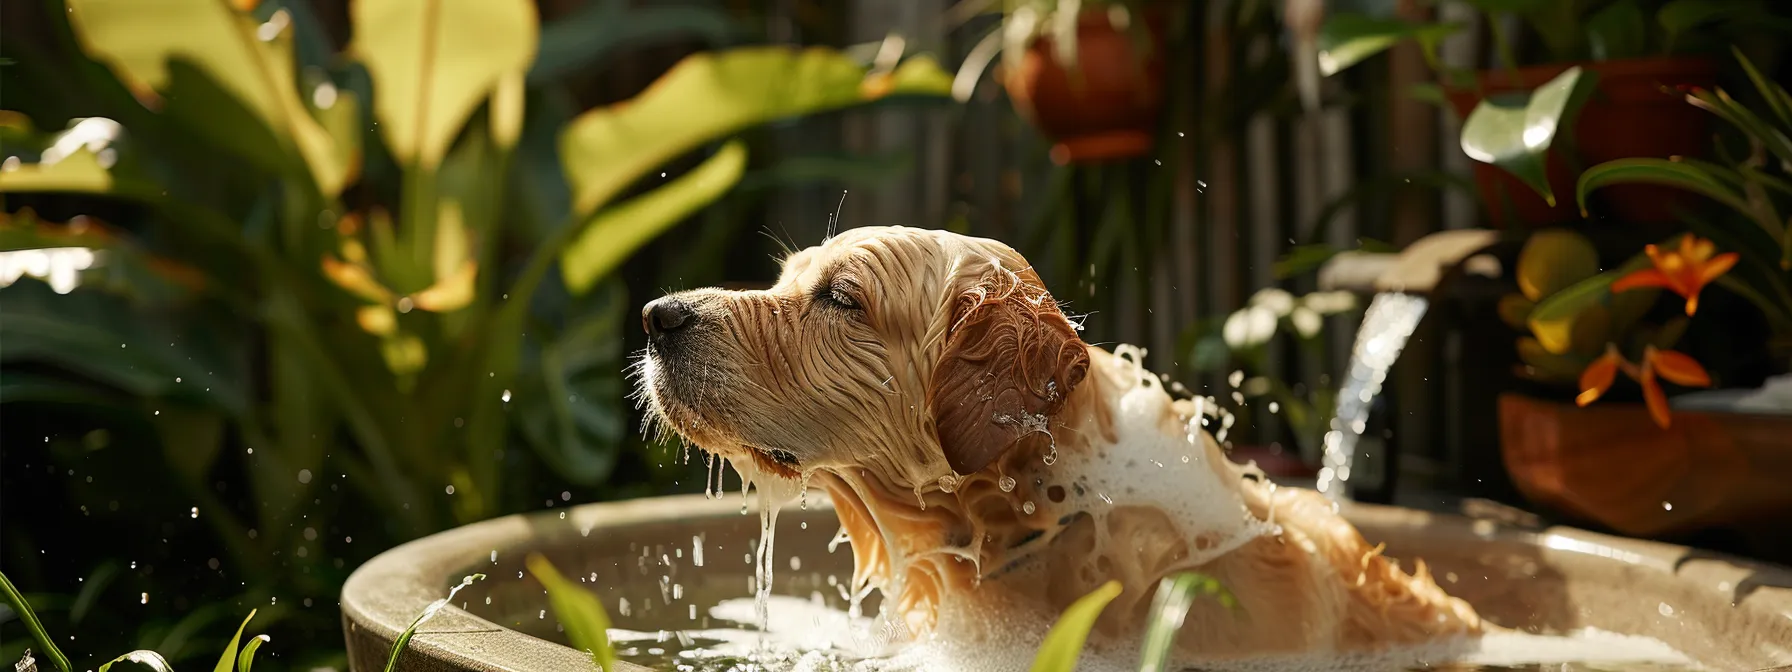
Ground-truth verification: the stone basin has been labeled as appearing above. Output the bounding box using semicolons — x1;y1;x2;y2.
341;494;1792;671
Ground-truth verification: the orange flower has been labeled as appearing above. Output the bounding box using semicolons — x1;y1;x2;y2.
1637;346;1713;429
1611;236;1738;316
1575;345;1624;407
1574;345;1713;428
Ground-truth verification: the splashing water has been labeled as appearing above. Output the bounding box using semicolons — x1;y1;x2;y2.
1318;292;1428;502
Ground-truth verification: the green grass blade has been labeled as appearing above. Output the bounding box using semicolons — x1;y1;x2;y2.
236;635;271;672
1029;580;1123;672
383;574;487;672
526;554;616;672
0;571;72;672
96;651;175;672
213;610;257;672
1575;158;1753;217
1137;572;1237;672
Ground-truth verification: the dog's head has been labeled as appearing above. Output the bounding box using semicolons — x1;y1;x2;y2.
636;226;1090;487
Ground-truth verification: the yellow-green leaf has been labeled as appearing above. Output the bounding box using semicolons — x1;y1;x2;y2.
560;46;953;216
0;148;114;193
1527;254;1652;354
561;140;747;295
527;554;616;672
490;69;525;151
1516;229;1600;301
351;0;538;169
1316;14;1461;76
1029;580;1122;672
1460;66;1598;207
63;0;349;197
214;610;258;672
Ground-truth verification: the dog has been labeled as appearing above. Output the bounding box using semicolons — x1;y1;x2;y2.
636;226;1481;661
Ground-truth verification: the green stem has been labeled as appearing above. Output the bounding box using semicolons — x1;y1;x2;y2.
0;571;72;672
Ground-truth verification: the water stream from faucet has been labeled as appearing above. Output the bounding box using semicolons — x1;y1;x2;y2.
1318;292;1429;502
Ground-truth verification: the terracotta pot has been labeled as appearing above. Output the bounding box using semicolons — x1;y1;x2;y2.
1003;9;1167;165
1446;57;1718;227
1499;393;1792;538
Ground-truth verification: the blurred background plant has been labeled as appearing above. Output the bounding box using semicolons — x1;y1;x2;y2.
0;0;950;666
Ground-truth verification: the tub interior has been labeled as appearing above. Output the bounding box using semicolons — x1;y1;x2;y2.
437;498;1792;670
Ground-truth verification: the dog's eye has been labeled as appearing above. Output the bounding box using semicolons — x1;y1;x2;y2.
817;281;861;310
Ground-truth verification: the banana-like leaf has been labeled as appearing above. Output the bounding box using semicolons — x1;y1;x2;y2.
0;148;113;193
1029;580;1123;672
527;555;616;672
1460;67;1598;207
561;140;747;294
1315;14;1461;76
515;282;626;485
1576;158;1754;217
63;0;349;196
528;0;743;84
352;0;538;169
559;46;954;216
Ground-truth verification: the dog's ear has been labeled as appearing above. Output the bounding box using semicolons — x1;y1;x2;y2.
927;267;1089;475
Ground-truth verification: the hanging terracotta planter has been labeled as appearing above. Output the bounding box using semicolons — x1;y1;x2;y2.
1002;9;1167;165
1446;57;1718;228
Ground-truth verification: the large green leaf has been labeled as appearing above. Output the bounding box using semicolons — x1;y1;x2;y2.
1460;66;1598;207
0;148;113;193
560;140;746;294
1576;158;1753;217
1029;580;1122;672
1315;14;1461;76
528;0;743;84
515;282;627;485
63;0;349;196
559;46;953;216
527;555;616;672
351;0;538;169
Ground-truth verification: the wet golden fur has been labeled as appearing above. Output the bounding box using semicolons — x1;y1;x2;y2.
638;226;1480;658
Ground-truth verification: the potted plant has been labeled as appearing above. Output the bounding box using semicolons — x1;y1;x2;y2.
951;0;1177;164
1494;52;1792;539
1315;0;1787;226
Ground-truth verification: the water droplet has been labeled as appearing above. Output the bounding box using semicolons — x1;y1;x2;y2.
998;476;1016;492
1021;501;1036;515
190;507;198;519
445;485;456;495
490;550;498;563
561;491;572;501
1181;455;1191;463
1662;501;1673;511
298;469;313;484
501;390;512;403
140;592;148;604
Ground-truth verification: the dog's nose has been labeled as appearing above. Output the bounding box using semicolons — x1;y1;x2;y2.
643;298;695;337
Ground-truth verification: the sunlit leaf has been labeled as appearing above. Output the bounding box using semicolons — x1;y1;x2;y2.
1576;158;1753;216
489;69;525;150
0;148;114;193
352;0;538;169
560;140;747;295
1315;14;1461;76
237;634;272;672
1138;572;1236;672
63;0;349;196
213;610;258;672
1516;229;1599;301
1460;66;1598;207
559;46;953;216
98;651;175;672
527;555;616;672
383;574;485;672
1028;580;1122;672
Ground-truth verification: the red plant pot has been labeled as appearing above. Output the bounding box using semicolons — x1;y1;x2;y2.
1003;10;1167;165
1446;57;1718;228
